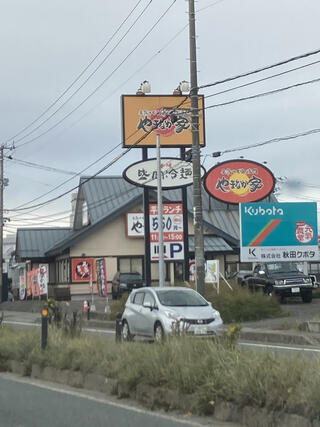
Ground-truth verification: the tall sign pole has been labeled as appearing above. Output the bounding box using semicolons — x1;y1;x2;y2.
156;134;165;286
189;0;205;296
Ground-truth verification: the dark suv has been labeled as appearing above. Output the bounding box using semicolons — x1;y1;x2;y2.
111;272;145;299
245;262;314;303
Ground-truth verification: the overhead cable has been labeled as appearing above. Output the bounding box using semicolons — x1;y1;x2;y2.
12;1;153;146
198;47;320;90
14;0;177;149
205;76;320;109
2;0;145;146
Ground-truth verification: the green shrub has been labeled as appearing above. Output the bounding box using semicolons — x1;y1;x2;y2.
109;293;129;320
206;285;284;323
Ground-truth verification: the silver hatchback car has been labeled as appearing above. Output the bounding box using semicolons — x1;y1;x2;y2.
121;286;223;341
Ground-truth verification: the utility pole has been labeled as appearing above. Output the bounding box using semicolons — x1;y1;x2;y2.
0;146;4;302
156;134;165;287
189;0;205;296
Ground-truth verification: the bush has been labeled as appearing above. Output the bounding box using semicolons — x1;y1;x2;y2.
205;284;284;323
109;293;128;320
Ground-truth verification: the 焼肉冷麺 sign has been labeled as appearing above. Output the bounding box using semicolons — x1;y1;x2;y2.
240;202;320;262
123;158;205;189
204;159;275;204
121;95;205;147
149;203;184;261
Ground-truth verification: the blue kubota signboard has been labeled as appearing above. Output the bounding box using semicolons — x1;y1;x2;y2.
240;202;319;262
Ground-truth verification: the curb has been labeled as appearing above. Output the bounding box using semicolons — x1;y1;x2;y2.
240;327;319;346
6;360;320;427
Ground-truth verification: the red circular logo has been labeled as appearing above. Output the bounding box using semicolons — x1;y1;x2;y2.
204;159;275;204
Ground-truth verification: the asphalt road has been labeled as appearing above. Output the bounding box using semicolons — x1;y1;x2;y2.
0;373;240;427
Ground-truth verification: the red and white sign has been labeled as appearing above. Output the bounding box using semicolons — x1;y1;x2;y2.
204;159;275;204
296;222;314;244
72;258;95;282
149;203;184;261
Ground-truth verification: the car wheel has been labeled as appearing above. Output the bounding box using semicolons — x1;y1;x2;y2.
122;320;133;342
154;322;165;342
301;290;313;303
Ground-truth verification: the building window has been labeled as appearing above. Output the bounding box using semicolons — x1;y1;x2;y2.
119;257;143;275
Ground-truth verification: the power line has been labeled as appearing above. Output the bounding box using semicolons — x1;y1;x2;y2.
11;143;122;211
205;59;320;99
2;0;144;146
205;75;320;109
7;96;188;212
198;47;320;90
14;0;177;150
210;127;320;157
5;156;77;176
12;1;153;147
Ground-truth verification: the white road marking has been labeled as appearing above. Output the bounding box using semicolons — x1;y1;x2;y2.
3;320;115;335
0;373;208;427
3;320;40;327
239;341;320;353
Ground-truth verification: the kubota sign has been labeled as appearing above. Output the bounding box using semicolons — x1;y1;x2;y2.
204;159;275;204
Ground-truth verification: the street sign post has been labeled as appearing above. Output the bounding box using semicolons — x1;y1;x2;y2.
240;202;319;262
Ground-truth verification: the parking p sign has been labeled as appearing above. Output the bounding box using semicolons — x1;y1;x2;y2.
240;202;319;262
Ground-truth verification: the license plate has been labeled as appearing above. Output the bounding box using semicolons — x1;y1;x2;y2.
194;326;207;335
291;287;300;293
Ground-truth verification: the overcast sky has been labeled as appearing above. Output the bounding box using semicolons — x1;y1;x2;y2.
1;0;320;236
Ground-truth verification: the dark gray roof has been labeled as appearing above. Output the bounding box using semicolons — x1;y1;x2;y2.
82;176;142;225
16;228;72;259
189;236;233;253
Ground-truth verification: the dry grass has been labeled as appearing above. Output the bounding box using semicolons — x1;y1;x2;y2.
0;326;320;419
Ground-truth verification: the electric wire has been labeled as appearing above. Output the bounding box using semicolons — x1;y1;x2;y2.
7;96;188;212
11;1;153;146
14;0;177;150
2;0;144;146
10;143;122;211
205;59;320;99
198;47;320;90
5;156;77;176
209;127;320;158
204;76;320;109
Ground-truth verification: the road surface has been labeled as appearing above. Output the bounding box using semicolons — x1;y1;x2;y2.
0;373;240;427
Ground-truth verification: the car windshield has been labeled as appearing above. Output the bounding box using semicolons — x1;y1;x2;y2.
156;289;208;307
120;273;142;281
267;262;300;273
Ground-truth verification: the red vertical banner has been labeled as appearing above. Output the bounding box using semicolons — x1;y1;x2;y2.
32;269;40;297
96;258;107;297
26;271;32;297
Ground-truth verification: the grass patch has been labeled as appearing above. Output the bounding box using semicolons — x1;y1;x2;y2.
1;326;320;420
205;284;284;323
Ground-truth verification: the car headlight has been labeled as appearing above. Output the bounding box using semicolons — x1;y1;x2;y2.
303;278;311;284
164;310;180;320
119;283;127;289
275;280;286;285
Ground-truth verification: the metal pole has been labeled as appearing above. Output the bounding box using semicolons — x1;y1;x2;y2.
0;146;3;302
157;134;165;287
142;148;151;285
180;148;189;282
189;0;205;296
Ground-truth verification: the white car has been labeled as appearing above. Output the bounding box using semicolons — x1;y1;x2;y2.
121;286;223;341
